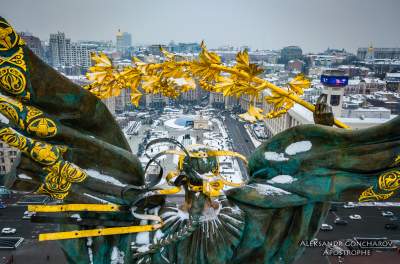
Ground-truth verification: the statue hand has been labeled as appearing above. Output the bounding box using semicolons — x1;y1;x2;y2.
313;94;334;126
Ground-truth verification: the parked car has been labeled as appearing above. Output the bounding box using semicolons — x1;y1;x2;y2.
334;218;348;225
343;203;356;209
320;224;333;231
384;223;398;230
0;203;6;209
349;214;362;220
22;211;36;219
1;227;16;234
382;211;394;217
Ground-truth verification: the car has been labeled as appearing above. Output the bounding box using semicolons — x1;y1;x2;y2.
389;216;399;221
384;223;398;230
382;211;394;217
334;218;348;225
320;223;333;231
349;214;362;220
0;203;6;209
22;211;36;219
1;228;16;234
343;203;356;209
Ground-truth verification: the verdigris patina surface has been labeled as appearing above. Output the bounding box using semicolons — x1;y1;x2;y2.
0;16;399;263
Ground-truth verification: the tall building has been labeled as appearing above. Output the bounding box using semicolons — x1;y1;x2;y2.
19;32;45;61
49;32;93;74
280;46;303;65
70;43;92;70
116;30;132;56
49;32;68;68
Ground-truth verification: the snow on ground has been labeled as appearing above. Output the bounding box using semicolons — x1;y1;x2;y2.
164;118;190;130
211;118;228;139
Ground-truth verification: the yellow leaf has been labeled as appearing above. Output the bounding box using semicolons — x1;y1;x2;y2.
288;74;310;95
247;105;265;120
142;76;160;93
91;52;112;68
190;62;220;81
160;46;175;60
198;42;221;65
238;105;264;123
236;50;249;67
234;50;264;77
130;89;142;107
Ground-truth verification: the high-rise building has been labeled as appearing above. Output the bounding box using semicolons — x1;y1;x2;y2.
19;32;46;61
49;32;93;74
116;30;132;55
49;32;67;68
70;43;91;70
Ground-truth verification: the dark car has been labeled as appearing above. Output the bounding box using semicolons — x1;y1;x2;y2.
334;218;348;225
385;223;398;230
329;205;338;212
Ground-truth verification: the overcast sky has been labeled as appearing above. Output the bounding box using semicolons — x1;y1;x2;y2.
1;0;400;53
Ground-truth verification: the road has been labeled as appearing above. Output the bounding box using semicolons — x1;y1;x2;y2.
223;114;255;179
0;200;67;264
0;195;400;263
296;204;400;264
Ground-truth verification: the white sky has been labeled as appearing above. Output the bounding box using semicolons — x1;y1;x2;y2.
1;0;400;53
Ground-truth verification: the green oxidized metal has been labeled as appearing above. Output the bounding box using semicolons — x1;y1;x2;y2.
0;16;399;264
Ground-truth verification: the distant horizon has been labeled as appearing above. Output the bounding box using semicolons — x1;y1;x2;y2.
2;0;400;53
16;31;398;55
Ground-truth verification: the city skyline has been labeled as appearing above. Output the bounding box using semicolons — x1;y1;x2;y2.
2;0;400;53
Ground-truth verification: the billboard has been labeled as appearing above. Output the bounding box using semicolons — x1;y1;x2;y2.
320;75;348;87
